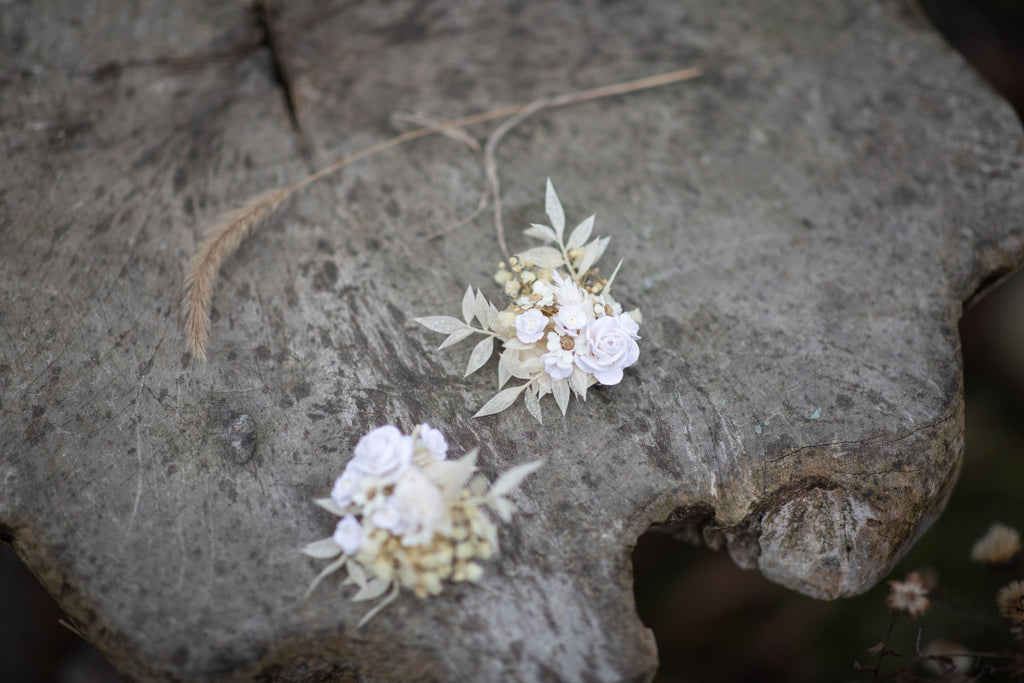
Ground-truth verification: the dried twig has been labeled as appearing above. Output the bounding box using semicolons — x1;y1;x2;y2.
182;65;701;360
482;98;549;262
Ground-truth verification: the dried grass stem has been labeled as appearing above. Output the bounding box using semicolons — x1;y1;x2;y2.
182;66;701;360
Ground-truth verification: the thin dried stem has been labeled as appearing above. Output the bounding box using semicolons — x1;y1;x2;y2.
483;98;549;262
181;65;701;360
391;112;482;155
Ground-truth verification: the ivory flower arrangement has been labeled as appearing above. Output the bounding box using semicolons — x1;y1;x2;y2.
416;180;641;422
303;424;542;625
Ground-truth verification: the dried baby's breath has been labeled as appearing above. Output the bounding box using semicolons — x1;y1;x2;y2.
303;423;542;626
970;522;1021;565
416;180;642;422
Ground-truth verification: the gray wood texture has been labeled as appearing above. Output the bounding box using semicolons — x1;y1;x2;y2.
2;0;1023;679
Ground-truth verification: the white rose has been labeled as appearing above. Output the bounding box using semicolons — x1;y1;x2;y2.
541;331;575;380
574;316;640;385
330;467;363;508
333;515;364;555
349;425;413;483
554;304;588;332
392;469;444;547
514;309;548;344
416;423;448;461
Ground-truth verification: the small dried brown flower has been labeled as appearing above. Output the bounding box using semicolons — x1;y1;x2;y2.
997;580;1024;625
971;522;1021;565
886;571;932;618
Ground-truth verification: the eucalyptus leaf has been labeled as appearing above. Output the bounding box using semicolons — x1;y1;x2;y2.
461;285;476;324
345;558;368;589
524;223;557;243
497;351;512;389
552;379;570;416
474;289;491;330
465;336;494;377
545;178;565;240
356;582;400;628
503;338;536;351
566;214;595;250
304;555;347;598
486;301;503;332
569;367;589;400
352;576;392;602
474;384;528;417
314;497;348;517
302;537;342;559
415;316;470;334
438;327;475;350
524;386;542;424
575;236;610;275
517;246;564;270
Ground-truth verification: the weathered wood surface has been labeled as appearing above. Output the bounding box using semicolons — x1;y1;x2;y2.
2;0;1023;679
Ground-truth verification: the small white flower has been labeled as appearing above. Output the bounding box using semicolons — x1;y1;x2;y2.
330;467;362;508
592;293;623;318
542;332;575;380
515;309;548;344
529;279;555;307
416;423;448;461
333;515;364;555
392;469;445;547
554;304;588;332
349;425;413;482
370;500;406;535
552;271;585;306
617;312;640;339
575;316;640;385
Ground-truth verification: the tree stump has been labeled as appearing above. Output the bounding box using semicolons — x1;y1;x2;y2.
2;0;1023;680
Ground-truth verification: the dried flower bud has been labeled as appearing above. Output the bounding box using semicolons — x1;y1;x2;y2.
886;571;932;619
971;522;1021;565
997;580;1024;625
494;269;514;285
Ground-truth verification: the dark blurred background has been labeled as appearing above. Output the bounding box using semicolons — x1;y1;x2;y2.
3;1;1023;680
634;2;1024;680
